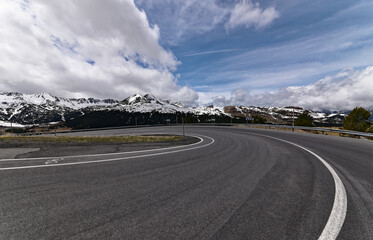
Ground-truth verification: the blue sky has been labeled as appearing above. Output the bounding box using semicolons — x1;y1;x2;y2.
136;0;373;107
1;0;373;110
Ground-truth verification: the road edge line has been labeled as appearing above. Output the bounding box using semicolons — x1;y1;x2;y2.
248;133;347;240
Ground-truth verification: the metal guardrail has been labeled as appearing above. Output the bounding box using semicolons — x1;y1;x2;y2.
180;123;373;138
220;123;373;138
17;122;373;138
20;124;168;136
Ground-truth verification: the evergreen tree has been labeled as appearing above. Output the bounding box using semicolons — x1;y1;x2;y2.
295;111;313;127
343;107;371;132
253;115;266;124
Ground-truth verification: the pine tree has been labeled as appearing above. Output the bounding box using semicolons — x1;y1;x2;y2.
295;111;313;127
343;107;371;132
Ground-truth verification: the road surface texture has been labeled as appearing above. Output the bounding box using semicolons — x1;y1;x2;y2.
0;126;372;239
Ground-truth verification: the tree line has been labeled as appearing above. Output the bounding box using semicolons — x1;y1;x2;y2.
296;107;372;132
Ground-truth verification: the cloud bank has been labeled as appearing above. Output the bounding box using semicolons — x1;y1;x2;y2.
0;0;198;104
213;66;373;111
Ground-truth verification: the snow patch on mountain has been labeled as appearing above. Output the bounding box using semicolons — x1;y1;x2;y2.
0;92;118;110
0;92;348;126
0;120;25;128
193;105;226;116
113;94;192;113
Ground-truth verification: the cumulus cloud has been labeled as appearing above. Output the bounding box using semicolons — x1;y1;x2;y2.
226;0;279;30
211;95;228;107
0;0;198;104
218;67;373;110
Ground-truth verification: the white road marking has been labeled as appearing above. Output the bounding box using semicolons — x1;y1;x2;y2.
0;135;204;162
45;157;64;165
0;135;214;171
360;136;373;143
248;132;347;240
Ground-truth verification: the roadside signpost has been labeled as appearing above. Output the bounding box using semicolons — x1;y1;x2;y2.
246;117;254;125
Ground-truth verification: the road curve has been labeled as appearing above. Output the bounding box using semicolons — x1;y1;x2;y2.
0;126;372;239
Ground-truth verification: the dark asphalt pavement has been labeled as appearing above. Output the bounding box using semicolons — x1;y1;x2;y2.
0;126;372;239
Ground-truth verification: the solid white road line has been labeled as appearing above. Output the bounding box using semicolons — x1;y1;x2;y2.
0;135;215;171
0;135;204;162
248;133;347;240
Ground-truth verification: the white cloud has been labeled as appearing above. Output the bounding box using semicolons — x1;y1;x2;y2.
135;0;229;45
222;66;373;111
226;0;279;30
0;0;198;104
189;24;373;99
136;0;279;44
184;49;241;57
212;95;228;107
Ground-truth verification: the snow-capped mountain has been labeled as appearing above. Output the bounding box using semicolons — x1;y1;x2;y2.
0;92;118;110
0;92;118;125
224;106;346;126
0;92;348;127
115;93;192;113
0;92;218;125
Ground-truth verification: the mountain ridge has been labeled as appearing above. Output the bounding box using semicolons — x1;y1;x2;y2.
0;92;349;127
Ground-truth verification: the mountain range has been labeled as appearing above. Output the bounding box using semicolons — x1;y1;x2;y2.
0;92;347;128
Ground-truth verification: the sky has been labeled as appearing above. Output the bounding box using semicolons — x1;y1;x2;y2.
1;0;373;110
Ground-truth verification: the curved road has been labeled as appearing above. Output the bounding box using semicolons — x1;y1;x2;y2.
0;126;372;239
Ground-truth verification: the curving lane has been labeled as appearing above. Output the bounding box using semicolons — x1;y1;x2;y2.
0;126;372;239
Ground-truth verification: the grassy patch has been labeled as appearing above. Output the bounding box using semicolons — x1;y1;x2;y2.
0;135;182;144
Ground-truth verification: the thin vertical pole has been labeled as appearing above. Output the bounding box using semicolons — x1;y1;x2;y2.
292;109;295;131
182;116;185;138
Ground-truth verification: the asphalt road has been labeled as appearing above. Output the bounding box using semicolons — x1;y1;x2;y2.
0;126;372;239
